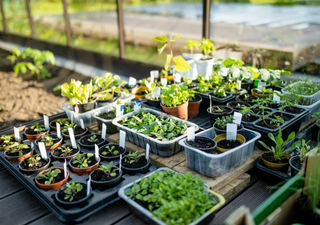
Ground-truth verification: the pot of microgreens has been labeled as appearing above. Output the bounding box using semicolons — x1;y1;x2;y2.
0;134;21;151
51;144;80;161
226;101;251;112
214;133;246;153
258;128;299;171
121;151;150;175
195;38;215;79
19;154;51;175
239;106;259;124
145;82;161;108
207;105;234;127
55;182;91;208
24;123;50;141
213;115;244;135
78;134;107;150
182;39;203;60
99;144;127;161
61;123;88;140
35;167;69;191
69;153;100;175
185;136;217;153
90;161;123;190
289;139;312;176
188;89;201;118
4;144;33;162
49;118;71;131
35;134;62;151
160;84;190;120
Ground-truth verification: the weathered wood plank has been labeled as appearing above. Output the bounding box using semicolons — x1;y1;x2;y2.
0;170;25;199
216;173;250;200
113;213;147;225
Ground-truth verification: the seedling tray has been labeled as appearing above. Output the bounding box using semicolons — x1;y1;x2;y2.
0;131;157;223
282;81;320;105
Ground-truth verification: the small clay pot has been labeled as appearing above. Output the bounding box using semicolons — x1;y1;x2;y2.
214;133;246;153
69;153;100;175
35;167;69;191
188;95;202;118
0;136;21;151
24;128;50;141
4;145;33;163
49;118;71;131
160;100;189;120
261;151;291;171
132;86;149;99
35;135;63;150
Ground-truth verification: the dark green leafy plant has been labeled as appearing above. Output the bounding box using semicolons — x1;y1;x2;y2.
123;151;145;164
98;161;118;177
72;153;94;168
215;116;234;130
239;106;254;120
63;182;83;202
102;145;119;156
28;155;42;167
31;123;46;133
37;168;61;185
88;135;98;143
160;84;189;107
9;144;30;156
40;136;58;146
56;146;74;157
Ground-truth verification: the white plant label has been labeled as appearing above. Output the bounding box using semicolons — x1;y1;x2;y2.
233;112;242;125
134;100;141;112
257;81;263;91
68;128;77;149
116;104;124;117
56;122;61;139
43;115;49;130
14;127;19;142
87;178;91;197
119;154;122;173
273;91;281;103
221;67;228;77
154;87;161;98
161;78;167;87
174;73;181;83
80;119;85;129
209;95;212;113
150;70;159;79
71;114;74;124
146;143;150;161
31;142;34;150
119;130;126;149
150;74;154;84
226;124;237;141
64;159;67;178
237;80;242;90
102;123;107;140
95;144;100;162
128;77;137;86
187;127;195;142
38;142;48;160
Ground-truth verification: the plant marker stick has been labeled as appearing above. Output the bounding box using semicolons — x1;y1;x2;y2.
14;127;19;142
43;115;49;130
128;77;137;86
80;119;85;129
87;177;91;197
56;122;61;139
31;142;34;150
146;143;150;161
95;144;100;162
102;123;107;140
161;78;167;87
150;70;159;79
134;100;141;112
237;80;241;90
71;114;74;124
68;128;77;149
64;159;67;178
38;142;48;160
187;127;195;141
174;73;181;83
119;130;126;149
154;87;161;98
273;91;281;103
119;154;122;173
116;104;124;117
233;112;242;125
209;95;212;113
226;124;237;141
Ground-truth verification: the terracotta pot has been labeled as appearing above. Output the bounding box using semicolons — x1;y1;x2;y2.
251;89;272;98
49;118;71;131
214;133;246;153
35;135;63;150
132;86;149;99
69;154;100;175
24;129;50;141
160;100;189;120
0;136;21;151
4;145;33;163
35;167;69;191
188;95;202;118
261;151;291;171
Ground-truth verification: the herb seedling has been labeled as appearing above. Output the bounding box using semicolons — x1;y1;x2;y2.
87;135;98;143
9;144;30;156
31;123;46;133
63;182;83;202
200;38;215;59
295;139;311;163
1;134;15;145
37;168;61;185
56;119;70;127
240;106;254;121
123;151;145;165
184;39;199;54
270;115;284;127
61;123;76;133
215;116;234;130
72;153;94;168
40;136;58;146
28;156;42;167
102;145;119;156
98;161;118;177
56;146;74;157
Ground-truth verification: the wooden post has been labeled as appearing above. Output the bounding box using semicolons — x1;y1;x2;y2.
0;0;7;33
25;0;34;38
116;0;125;58
62;0;72;47
202;0;211;40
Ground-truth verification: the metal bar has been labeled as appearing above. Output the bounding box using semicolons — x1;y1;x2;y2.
0;0;7;33
62;0;72;47
202;0;211;39
25;0;34;38
116;0;125;58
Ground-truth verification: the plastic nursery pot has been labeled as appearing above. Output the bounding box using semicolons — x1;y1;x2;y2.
213;122;244;136
35;135;63;151
160;100;189;120
121;158;150;175
0;136;21;151
55;182;91;209
35;167;70;191
49;118;71;131
188;95;202;118
73;100;96;113
241;81;254;92
51;144;80;161
62;126;88;140
89;168;123;191
4;144;33;163
235;94;258;103
251;89;273;98
132;86;149;99
99;144;127;161
78;134;107;150
145;94;161;108
261;151;291;171
226;101;251;111
207;106;234;127
289;155;301;177
24;128;50;141
97;93;121;108
19;154;51;175
69;154;100;175
214;133;246;153
184;136;217;153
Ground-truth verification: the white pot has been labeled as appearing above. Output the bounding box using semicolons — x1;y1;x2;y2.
182;53;203;61
227;50;243;60
214;48;227;61
195;58;215;80
180;59;198;80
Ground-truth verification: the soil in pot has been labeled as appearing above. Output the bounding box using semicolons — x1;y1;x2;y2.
236;94;258;102
262;152;289;164
25;126;48;135
227;101;251;110
80;134;105;146
217;140;242;149
20;156;49;170
97;106;133;120
190;95;202;104
256;119;281;129
0;136;16;148
100;145;125;157
122;156;148;168
265;103;281;109
208;106;232;113
5;145;32;157
71;154;98;168
36;170;65;185
242;115;259;122
57;184;87;202
215;123;243;131
292;157;302;170
186;138;215;149
91;169;120;182
52;145;78;158
252;108;272;115
62;125;86;136
270;112;294;122
284;106;305;114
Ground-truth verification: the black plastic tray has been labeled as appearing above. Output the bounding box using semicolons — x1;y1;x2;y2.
0;131;157;223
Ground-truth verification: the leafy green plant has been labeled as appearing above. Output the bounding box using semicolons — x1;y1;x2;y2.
9;144;30;156
285;77;320;96
1;134;15;145
270;115;284;127
146;82;159;100
312;109;320;118
212;86;227;98
102;145;119;156
61;79;95;105
31;123;46;133
37;168;61;185
209;73;223;87
224;82;238;94
200;38;215;59
55;119;70;127
98;161;118;177
40;136;58;146
61;123;76;133
295;139;311;163
123;151;145;165
184;40;199;54
223;58;244;68
196;74;206;83
215;115;234;130
240;106;254;121
258;128;300;161
258;68;290;83
160;84;189;107
196;81;212;93
188;89;196;101
63;182;83;202
56;146;74;157
28;155;42;167
87;135;98;143
125;170;217;225
72;153;94;168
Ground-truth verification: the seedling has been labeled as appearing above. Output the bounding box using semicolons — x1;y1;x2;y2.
197;81;212;93
56;119;70;127
160;84;189;107
295;139;311;163
196;74;206;83
270;115;284;127
188;89;196;101
61;123;76;133
212;86;227;98
214;106;224;113
102;145;119;156
31;123;46;133
240;106;254;121
1;134;15;145
184;39;199;54
72;153;94;168
87;135;98;143
9;144;30;156
37;168;61;185
40;136;58;146
28;156;42;167
209;73;223;87
312;109;320;118
123;151;145;165
200;38;215;59
63;182;83;202
224;82;238;94
98;161;118;177
286;77;320;96
215;116;234;130
56;146;74;157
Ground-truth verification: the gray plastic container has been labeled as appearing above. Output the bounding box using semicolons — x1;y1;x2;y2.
179;128;261;177
296;99;320;123
118;167;225;225
112;108;199;157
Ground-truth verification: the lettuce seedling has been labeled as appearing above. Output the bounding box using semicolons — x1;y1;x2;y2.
98;161;118;177
1;134;15;145
87;135;98;143
63;182;83;202
40;136;58;146
28;156;42;167
102;145;119;156
9;144;30;156
72;153;94;168
37;168;61;185
124;151;145;164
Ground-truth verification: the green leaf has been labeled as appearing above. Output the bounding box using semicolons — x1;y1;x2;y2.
151;36;168;42
173;56;191;72
258;141;272;151
157;43;167;55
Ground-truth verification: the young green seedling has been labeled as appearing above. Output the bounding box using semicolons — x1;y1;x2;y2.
28;155;42;167
72;153;94;168
184;40;199;54
37;168;61;185
295;139;311;163
1;134;15;145
63;182;83;202
102;145;119;156
239;106;254;121
40;136;57;146
270;115;284;127
56;146;74;157
124;151;145;165
215;116;234;130
98;161;118;177
32;123;46;133
87;135;98;143
9;144;30;156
